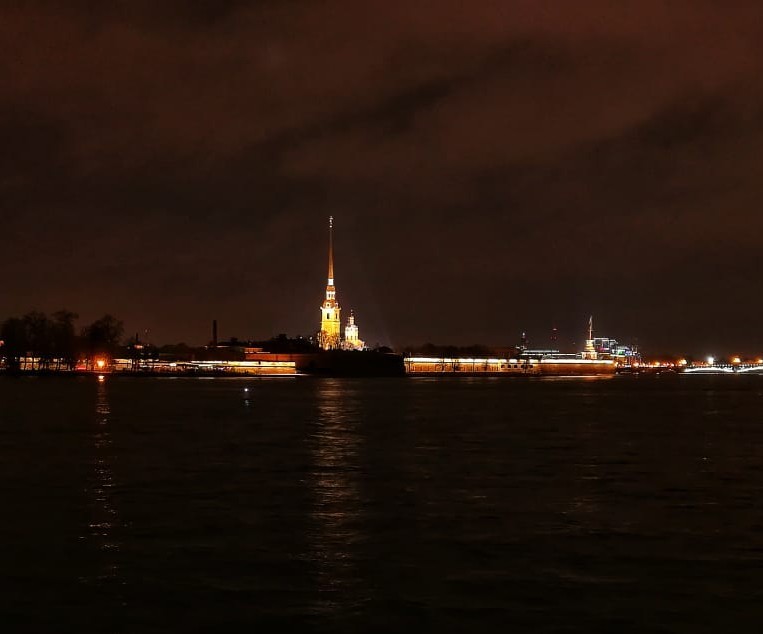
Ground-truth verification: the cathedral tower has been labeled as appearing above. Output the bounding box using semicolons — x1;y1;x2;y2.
319;216;341;349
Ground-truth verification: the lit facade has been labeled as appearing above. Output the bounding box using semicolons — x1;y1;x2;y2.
343;311;365;350
592;337;639;364
319;217;342;349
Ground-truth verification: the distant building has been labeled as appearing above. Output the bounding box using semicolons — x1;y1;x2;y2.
343;311;365;351
592;337;639;364
319;216;342;349
582;316;639;365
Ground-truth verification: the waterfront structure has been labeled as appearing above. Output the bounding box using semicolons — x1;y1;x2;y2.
580;316;640;364
319;217;342;350
579;316;640;365
404;355;615;376
592;337;639;365
405;317;625;376
343;310;365;350
111;358;296;375
684;361;763;374
582;315;597;359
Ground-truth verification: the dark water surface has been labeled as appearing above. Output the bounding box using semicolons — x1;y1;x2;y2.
3;375;763;632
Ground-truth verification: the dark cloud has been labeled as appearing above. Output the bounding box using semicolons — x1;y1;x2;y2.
1;1;763;352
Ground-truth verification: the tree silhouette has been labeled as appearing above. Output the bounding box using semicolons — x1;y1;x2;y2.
22;312;54;369
1;310;126;372
51;310;79;370
82;314;124;362
1;317;28;371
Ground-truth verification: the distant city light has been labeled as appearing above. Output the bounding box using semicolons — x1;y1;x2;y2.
732;357;742;364
96;358;106;369
707;356;715;365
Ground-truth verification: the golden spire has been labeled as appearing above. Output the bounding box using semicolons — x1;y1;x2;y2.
327;216;334;285
319;215;341;350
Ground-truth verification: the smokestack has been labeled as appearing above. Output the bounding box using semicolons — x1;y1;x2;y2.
212;320;218;348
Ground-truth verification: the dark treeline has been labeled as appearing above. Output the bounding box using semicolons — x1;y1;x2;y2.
1;313;400;373
217;334;321;354
0;311;124;371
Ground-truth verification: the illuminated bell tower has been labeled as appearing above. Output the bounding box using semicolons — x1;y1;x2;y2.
344;310;364;350
319;216;341;350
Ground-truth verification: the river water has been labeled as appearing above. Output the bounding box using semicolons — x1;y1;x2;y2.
2;375;763;632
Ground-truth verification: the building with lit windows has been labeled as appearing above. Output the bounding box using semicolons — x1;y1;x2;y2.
592;337;639;365
343;311;365;351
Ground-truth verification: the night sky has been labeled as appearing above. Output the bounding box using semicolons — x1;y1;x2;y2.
3;1;763;353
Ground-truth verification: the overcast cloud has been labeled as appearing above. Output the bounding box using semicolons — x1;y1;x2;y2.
2;1;762;352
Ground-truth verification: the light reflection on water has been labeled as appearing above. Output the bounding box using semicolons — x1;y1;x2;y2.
83;377;124;591
307;379;365;614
